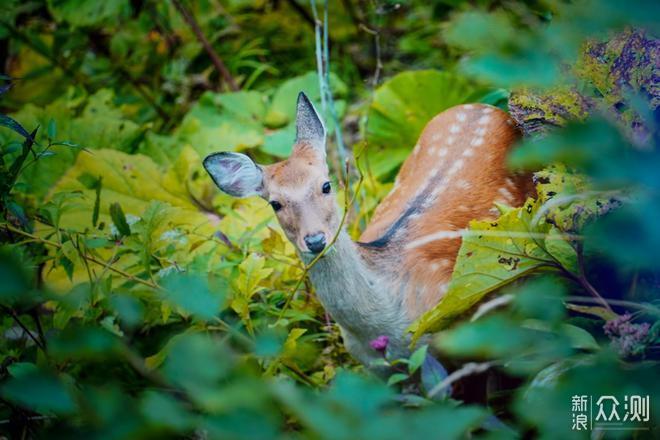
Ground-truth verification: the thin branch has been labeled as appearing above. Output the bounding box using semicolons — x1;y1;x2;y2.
1;306;46;352
427;361;496;399
574;241;613;312
30;309;47;350
171;0;239;91
1;223;159;290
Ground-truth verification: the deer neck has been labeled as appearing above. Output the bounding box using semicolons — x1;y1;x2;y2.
303;230;410;359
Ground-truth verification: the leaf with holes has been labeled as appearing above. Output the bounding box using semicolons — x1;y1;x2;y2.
409;197;570;342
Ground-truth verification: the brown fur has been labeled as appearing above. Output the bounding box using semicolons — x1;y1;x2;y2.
359;104;533;318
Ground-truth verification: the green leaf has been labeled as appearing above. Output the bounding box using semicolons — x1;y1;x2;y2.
175;91;267;157
435;315;538;358
162;272;226;321
409;197;563;340
140;390;193;431
110;202;131;237
1;370;76;414
0;114;31;139
49;325;123;360
387;373;409;386
408;345;428;374
47;0;131;27
47;117;57;139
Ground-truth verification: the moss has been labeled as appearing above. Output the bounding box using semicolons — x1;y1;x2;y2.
510;29;658;141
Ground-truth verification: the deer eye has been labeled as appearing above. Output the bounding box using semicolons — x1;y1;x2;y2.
270;201;283;212
322;181;331;194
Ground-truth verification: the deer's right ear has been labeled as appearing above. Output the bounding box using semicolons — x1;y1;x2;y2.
295;92;326;156
203;152;264;198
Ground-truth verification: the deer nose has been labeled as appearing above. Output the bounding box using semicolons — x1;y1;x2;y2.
304;233;326;254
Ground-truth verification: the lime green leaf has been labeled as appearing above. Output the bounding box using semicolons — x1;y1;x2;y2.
410;197;566;340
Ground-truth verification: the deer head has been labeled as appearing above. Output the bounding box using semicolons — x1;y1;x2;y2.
203;93;339;256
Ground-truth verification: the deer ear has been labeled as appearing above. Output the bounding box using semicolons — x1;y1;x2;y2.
295;92;326;154
203;152;264;198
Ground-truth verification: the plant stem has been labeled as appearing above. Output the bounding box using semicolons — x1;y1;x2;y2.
171;0;239;91
0;306;46;352
574;241;613;312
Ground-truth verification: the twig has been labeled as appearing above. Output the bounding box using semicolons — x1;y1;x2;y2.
30;310;48;350
0;306;46;352
171;0;239;91
427;361;496;399
565;297;659;316
574;241;613;312
471;294;514;321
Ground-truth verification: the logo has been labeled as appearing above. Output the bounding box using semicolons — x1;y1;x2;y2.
571;395;651;432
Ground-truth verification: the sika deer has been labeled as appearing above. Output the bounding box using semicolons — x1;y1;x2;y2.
203;93;531;368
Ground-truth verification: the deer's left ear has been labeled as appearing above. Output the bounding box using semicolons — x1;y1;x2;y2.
295;92;326;156
203;152;264;198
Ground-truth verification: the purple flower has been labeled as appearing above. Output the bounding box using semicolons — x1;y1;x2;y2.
603;313;651;358
369;335;389;353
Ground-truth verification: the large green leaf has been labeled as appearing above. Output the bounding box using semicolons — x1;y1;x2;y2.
175;90;267;158
175;72;347;159
364;70;489;179
37;147;220;291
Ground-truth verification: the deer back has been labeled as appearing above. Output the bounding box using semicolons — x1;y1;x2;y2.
359;104;533;319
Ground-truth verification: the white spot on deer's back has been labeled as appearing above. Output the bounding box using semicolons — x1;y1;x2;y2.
456;112;467;122
437;149;448;158
456;179;471;189
464;104;474;109
447;159;464;176
478;115;491;125
482;107;494;114
463;148;474;157
431;133;442;141
470;137;484;147
449;124;461;134
476;127;487;136
498;187;514;201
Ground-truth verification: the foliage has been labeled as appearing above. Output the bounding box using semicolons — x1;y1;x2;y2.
1;0;659;439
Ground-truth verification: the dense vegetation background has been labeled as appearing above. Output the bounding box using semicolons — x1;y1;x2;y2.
0;0;658;438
